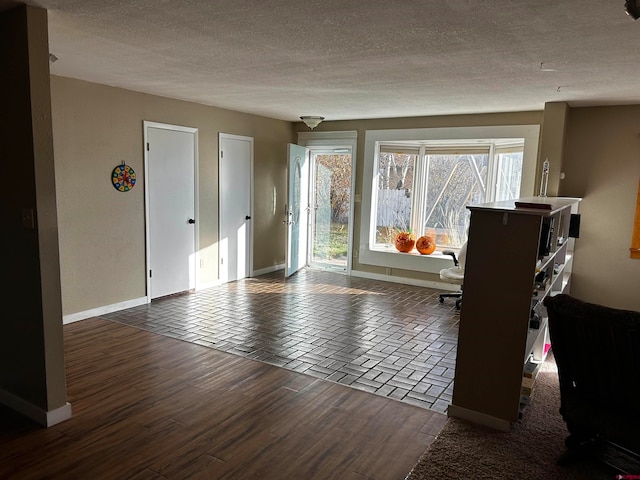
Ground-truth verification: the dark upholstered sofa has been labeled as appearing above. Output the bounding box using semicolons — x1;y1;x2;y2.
543;294;640;464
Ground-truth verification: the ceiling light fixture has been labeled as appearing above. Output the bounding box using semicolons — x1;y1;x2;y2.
625;0;640;19
300;116;324;130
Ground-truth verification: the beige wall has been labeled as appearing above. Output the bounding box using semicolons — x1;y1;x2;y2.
560;105;640;311
1;4;67;420
51;76;293;316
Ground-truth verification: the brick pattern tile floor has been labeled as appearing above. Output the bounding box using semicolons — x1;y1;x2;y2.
101;268;460;413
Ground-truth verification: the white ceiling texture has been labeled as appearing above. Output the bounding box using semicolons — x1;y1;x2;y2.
13;0;640;121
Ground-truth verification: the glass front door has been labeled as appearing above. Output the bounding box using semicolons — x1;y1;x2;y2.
310;150;352;271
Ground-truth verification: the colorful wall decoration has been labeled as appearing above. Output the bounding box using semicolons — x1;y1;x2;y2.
112;163;136;192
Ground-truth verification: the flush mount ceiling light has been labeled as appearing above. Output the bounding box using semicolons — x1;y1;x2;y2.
625;0;640;19
300;116;324;130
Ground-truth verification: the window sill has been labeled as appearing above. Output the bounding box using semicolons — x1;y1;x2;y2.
359;246;458;274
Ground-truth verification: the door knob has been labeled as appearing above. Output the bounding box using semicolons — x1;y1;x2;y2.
188;218;195;224
245;215;251;220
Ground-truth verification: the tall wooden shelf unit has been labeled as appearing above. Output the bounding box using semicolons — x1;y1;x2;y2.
448;196;581;431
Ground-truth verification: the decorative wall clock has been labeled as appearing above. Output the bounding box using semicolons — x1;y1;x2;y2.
112;163;136;192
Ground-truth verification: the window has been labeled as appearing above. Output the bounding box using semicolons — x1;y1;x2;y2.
374;141;523;250
359;125;540;275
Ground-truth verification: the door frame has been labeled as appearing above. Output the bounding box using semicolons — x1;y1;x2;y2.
297;130;357;274
218;132;254;281
143;121;199;301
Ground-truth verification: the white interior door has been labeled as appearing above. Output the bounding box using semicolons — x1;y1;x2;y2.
285;143;310;277
219;133;253;283
145;122;197;299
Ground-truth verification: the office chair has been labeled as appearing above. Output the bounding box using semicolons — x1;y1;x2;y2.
438;241;467;310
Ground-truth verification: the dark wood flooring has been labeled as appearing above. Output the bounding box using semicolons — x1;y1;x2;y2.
0;318;447;479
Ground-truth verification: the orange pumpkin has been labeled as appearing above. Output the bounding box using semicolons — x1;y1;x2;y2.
394;231;416;253
416;235;436;255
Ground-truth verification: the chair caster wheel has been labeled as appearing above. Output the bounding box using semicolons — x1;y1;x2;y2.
439;297;444;303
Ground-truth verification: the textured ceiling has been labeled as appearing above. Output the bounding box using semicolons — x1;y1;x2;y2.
14;0;640;121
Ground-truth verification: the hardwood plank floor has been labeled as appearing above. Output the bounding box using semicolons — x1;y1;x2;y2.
0;318;447;479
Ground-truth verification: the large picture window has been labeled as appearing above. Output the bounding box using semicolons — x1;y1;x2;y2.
374;141;523;250
359;125;540;275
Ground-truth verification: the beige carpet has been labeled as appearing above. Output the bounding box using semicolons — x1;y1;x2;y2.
406;351;637;480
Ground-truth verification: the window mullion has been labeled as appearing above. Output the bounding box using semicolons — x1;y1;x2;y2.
411;147;427;236
486;143;497;202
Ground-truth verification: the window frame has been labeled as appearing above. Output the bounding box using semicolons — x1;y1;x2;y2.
374;140;525;249
359;125;540;274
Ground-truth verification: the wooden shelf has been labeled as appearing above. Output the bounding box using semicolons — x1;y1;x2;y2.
448;196;580;431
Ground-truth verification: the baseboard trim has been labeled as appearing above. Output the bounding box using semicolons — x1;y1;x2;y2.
63;296;148;325
253;264;284;276
0;389;72;427
447;404;511;432
350;270;460;291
